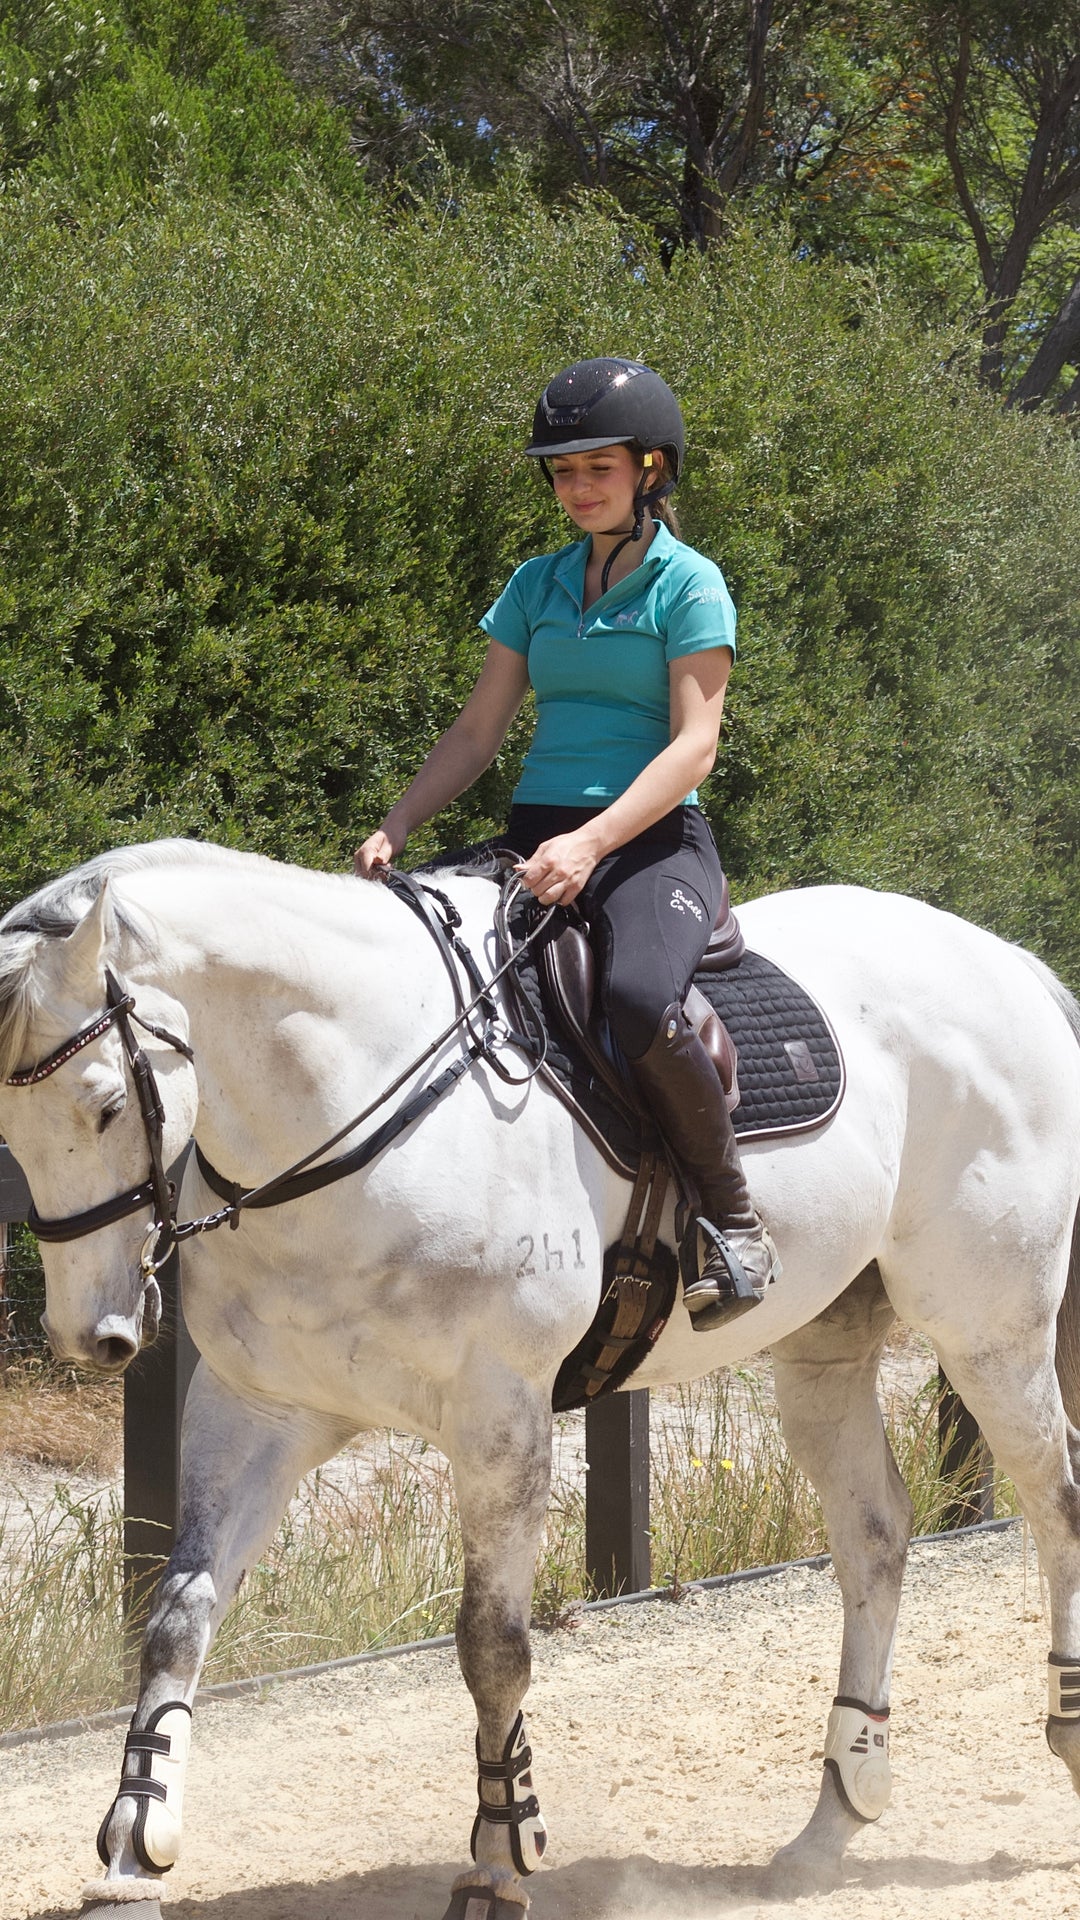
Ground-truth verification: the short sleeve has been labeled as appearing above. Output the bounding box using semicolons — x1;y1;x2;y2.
663;559;737;663
478;564;531;657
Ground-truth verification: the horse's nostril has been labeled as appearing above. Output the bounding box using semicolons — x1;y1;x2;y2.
90;1317;140;1370
95;1334;137;1370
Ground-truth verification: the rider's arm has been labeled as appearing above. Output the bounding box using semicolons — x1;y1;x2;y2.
354;640;530;874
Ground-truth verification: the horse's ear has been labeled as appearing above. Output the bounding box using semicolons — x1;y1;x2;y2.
60;882;116;996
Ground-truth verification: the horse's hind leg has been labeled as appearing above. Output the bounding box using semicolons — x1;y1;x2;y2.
442;1374;554;1920
766;1264;912;1890
932;1287;1080;1799
84;1359;347;1919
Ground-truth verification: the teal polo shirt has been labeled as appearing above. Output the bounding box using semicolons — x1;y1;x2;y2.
479;521;736;807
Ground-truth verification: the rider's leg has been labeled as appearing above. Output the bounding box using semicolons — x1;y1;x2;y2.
628;998;781;1325
587;806;780;1328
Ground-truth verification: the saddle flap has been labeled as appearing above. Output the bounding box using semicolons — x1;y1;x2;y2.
538;915;739;1110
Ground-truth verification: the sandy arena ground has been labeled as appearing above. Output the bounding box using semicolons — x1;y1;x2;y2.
3;1526;1080;1920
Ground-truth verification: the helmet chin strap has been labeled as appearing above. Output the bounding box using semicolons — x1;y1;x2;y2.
599;465;676;595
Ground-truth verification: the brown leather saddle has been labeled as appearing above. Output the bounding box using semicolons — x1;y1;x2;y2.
534;875;747;1134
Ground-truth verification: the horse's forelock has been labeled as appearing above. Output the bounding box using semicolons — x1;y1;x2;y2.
0;875;129;1080
0;842;201;1078
0;929;48;1081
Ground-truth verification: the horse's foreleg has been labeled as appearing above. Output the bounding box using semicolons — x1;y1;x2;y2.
83;1360;346;1920
767;1264;911;1890
442;1376;553;1920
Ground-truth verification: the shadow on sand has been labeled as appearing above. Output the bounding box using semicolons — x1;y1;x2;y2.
44;1844;1074;1920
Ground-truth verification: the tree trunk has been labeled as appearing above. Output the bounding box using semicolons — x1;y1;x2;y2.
1008;268;1080;410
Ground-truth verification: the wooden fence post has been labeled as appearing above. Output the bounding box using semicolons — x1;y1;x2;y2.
122;1244;199;1663
585;1389;651;1596
1;1141;197;1672
0;1145;32;1225
0;1148;33;1378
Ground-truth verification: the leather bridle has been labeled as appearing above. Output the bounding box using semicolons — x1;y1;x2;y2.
5;967;195;1278
4;870;553;1275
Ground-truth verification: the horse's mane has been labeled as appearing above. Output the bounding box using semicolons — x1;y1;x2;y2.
0;839;282;1078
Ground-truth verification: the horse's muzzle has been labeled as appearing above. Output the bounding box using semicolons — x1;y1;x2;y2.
76;1276;163;1373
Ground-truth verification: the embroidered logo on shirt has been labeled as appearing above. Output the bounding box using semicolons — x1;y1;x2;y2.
611;609;642;625
670;888;703;920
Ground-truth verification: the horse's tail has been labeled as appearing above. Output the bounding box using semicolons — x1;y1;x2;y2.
1019;948;1080;1425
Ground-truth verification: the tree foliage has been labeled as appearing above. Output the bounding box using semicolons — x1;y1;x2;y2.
260;1;1080;406
0;0;359;199
1;155;1078;971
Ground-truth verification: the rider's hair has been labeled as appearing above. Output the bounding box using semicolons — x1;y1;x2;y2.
638;448;682;540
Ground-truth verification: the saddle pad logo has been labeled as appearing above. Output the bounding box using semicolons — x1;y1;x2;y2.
669;887;703;921
784;1038;820;1083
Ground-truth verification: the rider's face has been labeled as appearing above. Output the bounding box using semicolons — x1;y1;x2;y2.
548;444;661;533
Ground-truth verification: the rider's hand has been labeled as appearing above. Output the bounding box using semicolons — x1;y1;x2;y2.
354;824;404;877
516;830;601;907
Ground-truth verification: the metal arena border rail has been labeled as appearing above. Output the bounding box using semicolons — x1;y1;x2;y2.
0;1145;994;1617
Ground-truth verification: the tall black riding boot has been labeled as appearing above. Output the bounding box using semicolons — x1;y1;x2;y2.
629;1001;782;1330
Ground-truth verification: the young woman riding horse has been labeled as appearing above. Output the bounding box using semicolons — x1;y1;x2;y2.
356;356;780;1327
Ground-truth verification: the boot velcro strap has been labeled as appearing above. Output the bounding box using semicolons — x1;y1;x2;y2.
477;1744;532;1784
124;1732;172;1758
116;1776;168;1803
474;1795;540;1827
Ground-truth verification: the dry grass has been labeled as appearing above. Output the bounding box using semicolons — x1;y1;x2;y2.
0;1350;1016;1735
0;1361;122;1478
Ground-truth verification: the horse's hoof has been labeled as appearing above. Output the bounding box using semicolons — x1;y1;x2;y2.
762;1843;843;1898
79;1887;163;1920
441;1876;529;1920
79;1910;161;1920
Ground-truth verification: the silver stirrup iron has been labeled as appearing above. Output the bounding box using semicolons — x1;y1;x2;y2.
470;1711;547;1876
822;1695;891;1821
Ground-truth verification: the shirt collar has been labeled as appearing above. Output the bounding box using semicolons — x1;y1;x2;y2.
551;518;678;602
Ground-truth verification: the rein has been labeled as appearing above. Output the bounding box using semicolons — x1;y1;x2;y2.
6;871;554;1267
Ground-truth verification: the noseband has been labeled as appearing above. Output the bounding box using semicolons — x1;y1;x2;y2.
5;968;194;1274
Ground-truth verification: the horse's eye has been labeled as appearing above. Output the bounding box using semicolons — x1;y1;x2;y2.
98;1099;125;1134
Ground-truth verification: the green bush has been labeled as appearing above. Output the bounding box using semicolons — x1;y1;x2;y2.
0;1;358;199
0;163;1077;969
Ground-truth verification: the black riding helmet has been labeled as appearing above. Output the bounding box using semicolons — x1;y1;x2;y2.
525;357;685;478
526;358;685;591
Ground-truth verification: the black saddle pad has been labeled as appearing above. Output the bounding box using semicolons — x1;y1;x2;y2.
704;949;844;1139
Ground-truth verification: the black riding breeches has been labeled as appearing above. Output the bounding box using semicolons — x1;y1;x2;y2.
505;802;726;1061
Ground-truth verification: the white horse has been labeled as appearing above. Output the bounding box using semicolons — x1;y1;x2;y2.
1;839;1079;1920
